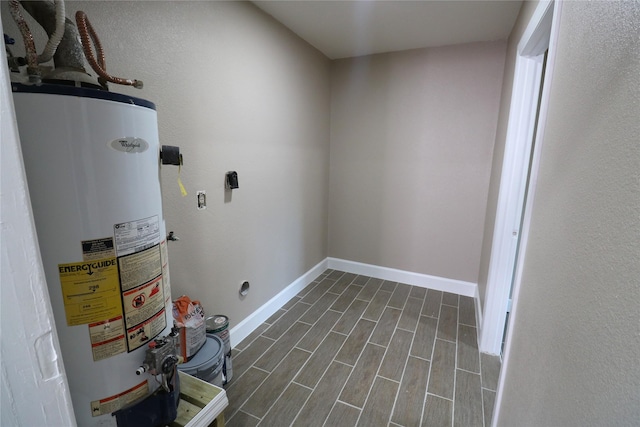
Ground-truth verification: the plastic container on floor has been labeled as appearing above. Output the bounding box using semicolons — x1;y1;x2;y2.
177;334;224;387
206;315;233;384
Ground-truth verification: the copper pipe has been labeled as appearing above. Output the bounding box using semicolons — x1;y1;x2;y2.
75;11;143;89
9;0;40;81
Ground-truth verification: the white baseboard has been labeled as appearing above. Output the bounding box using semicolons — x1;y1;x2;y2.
229;258;328;347
229;257;478;349
327;257;477;297
475;285;484;348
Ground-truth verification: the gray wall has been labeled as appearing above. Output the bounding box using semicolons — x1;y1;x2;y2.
329;42;506;283
476;1;539;309
1;1;331;329
496;1;640;425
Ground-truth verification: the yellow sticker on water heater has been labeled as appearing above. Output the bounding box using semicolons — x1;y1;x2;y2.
58;258;123;326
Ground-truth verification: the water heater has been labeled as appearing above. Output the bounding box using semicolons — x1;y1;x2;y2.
13;83;177;427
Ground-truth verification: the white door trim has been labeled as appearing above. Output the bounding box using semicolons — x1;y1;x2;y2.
492;0;563;425
480;0;556;356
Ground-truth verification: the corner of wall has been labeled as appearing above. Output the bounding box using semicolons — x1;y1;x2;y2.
0;34;76;426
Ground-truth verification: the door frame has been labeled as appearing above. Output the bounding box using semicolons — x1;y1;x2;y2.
489;1;564;423
480;0;560;356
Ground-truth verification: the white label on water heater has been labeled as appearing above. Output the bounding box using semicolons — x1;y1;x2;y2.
160;240;172;304
88;316;126;361
116;244;166;351
126;309;167;352
114;216;160;257
117;245;162;292
122;277;164;332
90;380;149;417
108;137;149;153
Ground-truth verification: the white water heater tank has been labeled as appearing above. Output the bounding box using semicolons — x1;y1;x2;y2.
12;84;174;427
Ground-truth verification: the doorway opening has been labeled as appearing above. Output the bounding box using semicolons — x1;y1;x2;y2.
480;1;558;357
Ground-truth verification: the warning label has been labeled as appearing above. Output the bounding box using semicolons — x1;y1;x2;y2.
118;245;162;292
82;237;115;261
126;309;167;351
89;316;126;361
122;276;165;328
58;258;122;326
160;240;171;303
113;216;160;257
90;380;149;417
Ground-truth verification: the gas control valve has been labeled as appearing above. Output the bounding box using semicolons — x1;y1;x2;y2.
136;330;182;376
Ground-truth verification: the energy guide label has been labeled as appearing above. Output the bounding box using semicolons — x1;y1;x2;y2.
58;258;122;326
114;216;160;256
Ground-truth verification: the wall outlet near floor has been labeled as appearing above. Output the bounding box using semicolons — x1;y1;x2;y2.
239;281;250;296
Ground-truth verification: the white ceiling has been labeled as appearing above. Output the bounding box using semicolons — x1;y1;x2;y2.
252;0;523;59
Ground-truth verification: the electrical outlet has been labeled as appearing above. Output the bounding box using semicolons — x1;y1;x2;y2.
196;191;206;210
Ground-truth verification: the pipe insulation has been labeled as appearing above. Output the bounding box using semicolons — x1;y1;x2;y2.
37;0;65;63
19;0;88;73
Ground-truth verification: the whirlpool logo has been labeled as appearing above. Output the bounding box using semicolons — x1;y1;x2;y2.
109;137;149;153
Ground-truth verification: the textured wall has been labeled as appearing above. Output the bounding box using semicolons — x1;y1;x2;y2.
497;1;640;425
0;21;76;426
476;1;539;310
1;0;331;332
329;42;506;283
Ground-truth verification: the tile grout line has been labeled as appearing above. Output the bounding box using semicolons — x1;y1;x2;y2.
284;379;315;427
245;340;301;423
388;285;427;427
230;271;346;425
323;273;392;420
347;286;390;427
227;334;278;386
229;271;489;427
456;366;481;375
243;296;328;425
294;273;364;427
416;289;442;425
426;392;454;402
226;362;271;423
323;276;388;425
450;298;458;427
479;347;487;427
319;274;367;427
368;287;411;425
256;314;333;427
411;287;430;427
421;290;443;427
321;282;378;419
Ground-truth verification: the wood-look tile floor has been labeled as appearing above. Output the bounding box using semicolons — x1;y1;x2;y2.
224;270;501;427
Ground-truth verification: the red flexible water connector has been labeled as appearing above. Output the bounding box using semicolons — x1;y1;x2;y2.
75;11;143;89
